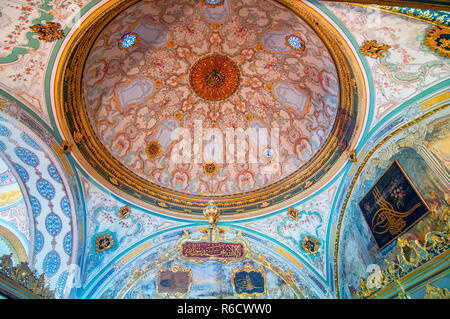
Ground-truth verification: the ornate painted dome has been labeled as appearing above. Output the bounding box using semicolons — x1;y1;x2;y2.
56;0;363;217
83;0;339;197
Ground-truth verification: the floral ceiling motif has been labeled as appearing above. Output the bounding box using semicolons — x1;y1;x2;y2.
83;0;339;197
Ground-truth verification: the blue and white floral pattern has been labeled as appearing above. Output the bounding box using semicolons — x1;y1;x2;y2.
21;133;42;150
37;178;55;200
56;271;69;298
63;231;72;256
60;196;71;218
48;164;63;183
0;124;11;137
34;230;44;254
43;250;60;277
15;147;39;167
119;33;137;48
45;213;62;237
12;163;29;182
30;195;41;217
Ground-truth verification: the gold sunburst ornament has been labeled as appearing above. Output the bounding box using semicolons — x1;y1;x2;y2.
203;161;218;177
146;140;161;158
424;25;450;58
190;54;241;101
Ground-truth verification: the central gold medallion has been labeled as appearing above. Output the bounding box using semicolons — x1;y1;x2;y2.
189;54;240;101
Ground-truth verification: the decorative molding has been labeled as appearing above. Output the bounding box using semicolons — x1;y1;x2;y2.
424;284;450;299
424;25;450;58
353;232;449;299
118;205;131;219
0;254;55;299
333;1;450;11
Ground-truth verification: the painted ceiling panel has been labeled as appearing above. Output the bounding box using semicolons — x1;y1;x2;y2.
0;0;448;300
322;1;450;130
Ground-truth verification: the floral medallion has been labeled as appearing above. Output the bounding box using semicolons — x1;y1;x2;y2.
189;54;241;101
203;161;218;177
146;140;161;159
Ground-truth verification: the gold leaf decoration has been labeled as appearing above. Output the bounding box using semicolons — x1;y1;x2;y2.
30;22;63;42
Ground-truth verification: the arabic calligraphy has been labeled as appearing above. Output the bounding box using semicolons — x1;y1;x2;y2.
358;160;430;249
231;263;266;297
371;186;421;236
181;242;244;259
234;272;265;294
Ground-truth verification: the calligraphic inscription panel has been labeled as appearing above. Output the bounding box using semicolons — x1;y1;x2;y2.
358;160;429;249
232;264;266;297
181;242;244;259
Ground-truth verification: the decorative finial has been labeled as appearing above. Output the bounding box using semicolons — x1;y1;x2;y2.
203;199;220;228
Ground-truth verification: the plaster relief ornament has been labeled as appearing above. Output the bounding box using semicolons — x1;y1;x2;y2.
119;205;131;219
95;233;115;254
30;22;64;42
424;25;450;58
301;235;320;256
288;207;299;221
360;40;391;58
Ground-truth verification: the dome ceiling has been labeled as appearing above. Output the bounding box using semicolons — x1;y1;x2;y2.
83;0;339;197
56;0;365;217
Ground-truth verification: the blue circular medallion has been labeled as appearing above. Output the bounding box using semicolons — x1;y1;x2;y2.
287;35;304;50
262;146;274;161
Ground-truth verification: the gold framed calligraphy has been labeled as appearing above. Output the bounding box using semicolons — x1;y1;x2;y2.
231;263;266;298
358;160;430;249
178;228;249;264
